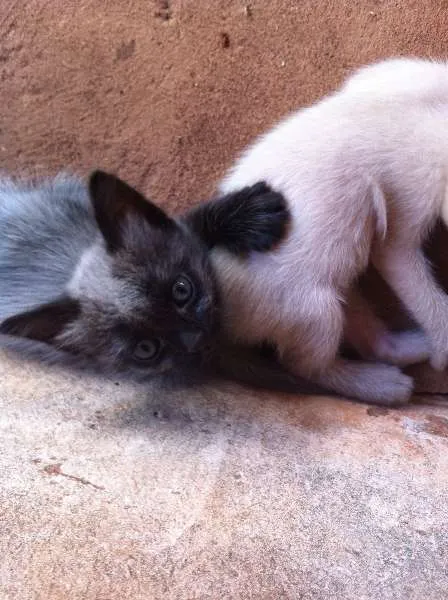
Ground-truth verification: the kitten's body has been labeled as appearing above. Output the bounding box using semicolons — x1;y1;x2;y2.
214;57;448;404
0;175;94;321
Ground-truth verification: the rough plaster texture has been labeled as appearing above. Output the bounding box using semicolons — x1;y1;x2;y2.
2;1;448;598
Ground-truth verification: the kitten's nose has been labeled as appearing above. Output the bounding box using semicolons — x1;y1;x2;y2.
180;330;203;352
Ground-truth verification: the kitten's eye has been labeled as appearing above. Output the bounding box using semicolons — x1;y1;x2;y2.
132;339;161;363
172;275;194;306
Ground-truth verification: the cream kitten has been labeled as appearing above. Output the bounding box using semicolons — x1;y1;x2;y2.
212;57;448;405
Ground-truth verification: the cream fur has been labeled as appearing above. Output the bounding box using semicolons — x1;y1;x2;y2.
213;57;448;404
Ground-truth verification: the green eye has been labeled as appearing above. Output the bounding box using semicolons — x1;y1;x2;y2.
172;275;194;306
132;339;161;363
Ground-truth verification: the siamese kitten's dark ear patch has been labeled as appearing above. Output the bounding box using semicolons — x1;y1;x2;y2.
184;181;291;255
0;296;81;344
89;170;174;252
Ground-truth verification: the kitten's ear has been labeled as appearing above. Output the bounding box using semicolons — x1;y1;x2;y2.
0;296;80;345
88;170;174;252
184;182;290;254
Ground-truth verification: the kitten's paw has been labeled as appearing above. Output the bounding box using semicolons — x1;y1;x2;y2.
226;182;290;254
359;364;414;406
314;360;413;406
373;329;430;366
351;363;414;406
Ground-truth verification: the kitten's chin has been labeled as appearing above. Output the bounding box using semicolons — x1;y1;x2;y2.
171;339;217;373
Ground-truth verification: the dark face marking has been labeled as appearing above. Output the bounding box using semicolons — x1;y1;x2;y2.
105;219;219;372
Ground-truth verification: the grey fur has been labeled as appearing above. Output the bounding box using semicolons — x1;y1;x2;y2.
0;174;95;318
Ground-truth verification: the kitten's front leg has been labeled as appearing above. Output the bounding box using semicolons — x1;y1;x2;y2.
183;182;290;255
373;244;448;370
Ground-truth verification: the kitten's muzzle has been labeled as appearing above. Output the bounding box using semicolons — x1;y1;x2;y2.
181;298;216;335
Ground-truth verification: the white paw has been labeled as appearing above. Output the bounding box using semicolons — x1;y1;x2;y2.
362;364;414;406
374;330;430;367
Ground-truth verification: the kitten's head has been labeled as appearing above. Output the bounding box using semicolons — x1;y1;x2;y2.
0;171;219;377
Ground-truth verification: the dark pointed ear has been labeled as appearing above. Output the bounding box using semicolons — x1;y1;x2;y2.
88;170;174;252
183;182;290;254
0;296;80;345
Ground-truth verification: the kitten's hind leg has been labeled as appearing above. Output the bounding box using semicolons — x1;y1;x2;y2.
213;339;413;405
373;244;448;370
314;358;414;406
344;287;430;366
286;355;413;406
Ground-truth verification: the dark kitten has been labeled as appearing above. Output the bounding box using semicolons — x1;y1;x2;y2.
0;171;299;387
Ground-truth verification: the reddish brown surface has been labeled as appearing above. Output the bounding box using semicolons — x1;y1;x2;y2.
3;0;448;211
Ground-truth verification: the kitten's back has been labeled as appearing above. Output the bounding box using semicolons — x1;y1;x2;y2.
342;57;448;104
220;57;448;204
0;175;96;319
